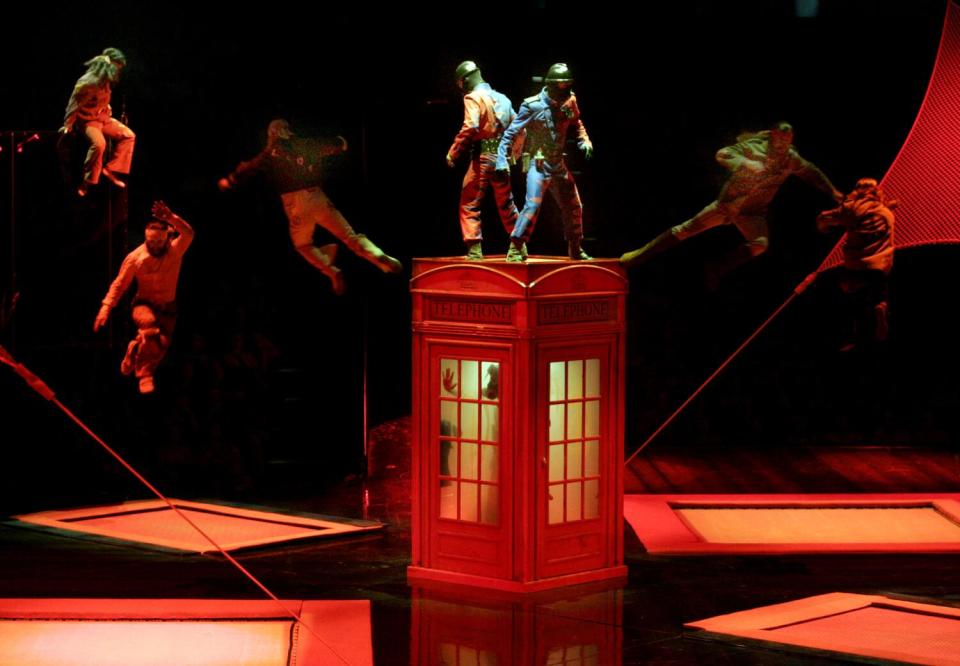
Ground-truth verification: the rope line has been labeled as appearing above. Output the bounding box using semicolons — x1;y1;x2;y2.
0;348;353;665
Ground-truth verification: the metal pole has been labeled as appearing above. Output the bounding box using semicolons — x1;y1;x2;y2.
9;131;16;351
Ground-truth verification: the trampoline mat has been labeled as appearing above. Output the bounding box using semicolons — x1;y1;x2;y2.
0;598;372;666
624;493;960;554
687;592;960;665
13;499;383;553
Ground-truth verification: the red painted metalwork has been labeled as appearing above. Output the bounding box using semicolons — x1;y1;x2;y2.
408;257;629;592
410;581;623;665
820;1;960;271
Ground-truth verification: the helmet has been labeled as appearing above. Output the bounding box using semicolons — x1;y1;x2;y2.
455;61;481;92
455;60;479;81
544;63;573;84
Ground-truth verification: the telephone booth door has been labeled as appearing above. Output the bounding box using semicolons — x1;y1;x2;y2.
537;342;616;579
426;342;513;581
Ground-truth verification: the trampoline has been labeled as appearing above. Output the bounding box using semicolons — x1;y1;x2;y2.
0;598;372;666
13;500;383;553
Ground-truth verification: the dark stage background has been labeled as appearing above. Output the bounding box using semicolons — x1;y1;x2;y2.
0;2;955;512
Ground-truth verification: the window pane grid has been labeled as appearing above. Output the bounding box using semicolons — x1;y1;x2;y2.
439;358;500;525
547;359;602;525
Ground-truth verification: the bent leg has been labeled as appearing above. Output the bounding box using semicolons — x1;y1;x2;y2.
131;304;175;391
318;206;402;274
82;122;107;184
485;155;519;237
459;157;486;242
511;166;550;245
551;170;583;242
101;117;136;176
295;243;345;295
704;214;770;289
621;201;728;267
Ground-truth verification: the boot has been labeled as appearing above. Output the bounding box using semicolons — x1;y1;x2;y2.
506;239;525;263
350;234;403;273
465;241;483;261
620;229;680;268
568;239;592;260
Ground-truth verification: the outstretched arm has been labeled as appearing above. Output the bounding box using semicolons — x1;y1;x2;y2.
152;200;195;250
794;154;843;202
218;149;269;191
318;135;348;157
95;254;136;331
816;205;844;233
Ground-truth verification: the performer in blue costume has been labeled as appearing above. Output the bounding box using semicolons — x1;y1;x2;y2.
496;63;593;262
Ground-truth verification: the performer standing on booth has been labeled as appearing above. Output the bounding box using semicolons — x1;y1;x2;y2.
496;63;594;262
62;47;136;197
219;119;402;295
446;61;521;261
94;201;193;394
620;122;842;286
816;177;895;350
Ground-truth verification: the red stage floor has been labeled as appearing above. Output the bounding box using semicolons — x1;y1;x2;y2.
624;493;960;554
687;592;960;665
0;599;372;665
13;500;383;553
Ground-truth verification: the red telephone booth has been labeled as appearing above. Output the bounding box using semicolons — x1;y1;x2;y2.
410;581;623;665
408;257;629;592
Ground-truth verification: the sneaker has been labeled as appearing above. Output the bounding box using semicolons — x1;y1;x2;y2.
506;243;525;263
568;240;592;261
101;168;126;189
138;376;155;394
378;254;403;274
465;242;483;261
120;339;138;376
